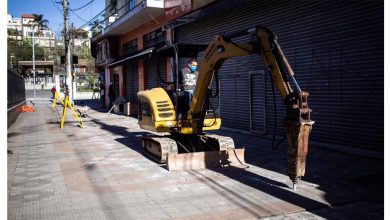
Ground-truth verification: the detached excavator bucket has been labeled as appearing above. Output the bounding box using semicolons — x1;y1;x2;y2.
166;148;245;171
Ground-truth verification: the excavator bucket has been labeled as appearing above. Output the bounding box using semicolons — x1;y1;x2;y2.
166;148;245;171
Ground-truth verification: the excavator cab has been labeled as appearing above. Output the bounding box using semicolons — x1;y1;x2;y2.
153;43;209;118
138;43;221;132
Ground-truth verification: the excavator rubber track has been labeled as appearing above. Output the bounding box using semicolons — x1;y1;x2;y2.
141;134;245;170
141;136;178;163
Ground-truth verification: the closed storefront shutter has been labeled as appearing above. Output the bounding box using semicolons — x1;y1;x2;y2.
145;58;167;90
175;0;383;151
124;60;138;102
250;71;266;134
218;71;250;130
144;28;168;90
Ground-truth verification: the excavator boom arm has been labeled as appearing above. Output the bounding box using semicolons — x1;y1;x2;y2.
191;26;296;125
189;25;314;185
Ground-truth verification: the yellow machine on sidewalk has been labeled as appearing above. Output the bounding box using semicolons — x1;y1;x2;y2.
138;25;314;188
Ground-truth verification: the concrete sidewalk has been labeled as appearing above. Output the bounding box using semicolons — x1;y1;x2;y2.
8;99;383;219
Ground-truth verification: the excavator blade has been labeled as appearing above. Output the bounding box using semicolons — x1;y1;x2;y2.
166;148;245;171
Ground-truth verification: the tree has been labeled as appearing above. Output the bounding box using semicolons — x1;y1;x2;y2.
72;29;88;39
7;29;19;36
7;37;46;71
85;74;98;89
32;14;49;31
73;42;97;91
89;20;103;37
75;46;96;74
8;38;45;61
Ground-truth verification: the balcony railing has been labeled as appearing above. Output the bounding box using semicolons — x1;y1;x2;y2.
86;0;144;38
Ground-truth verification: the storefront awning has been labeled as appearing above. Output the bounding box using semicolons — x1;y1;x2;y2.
108;47;154;68
108;43;208;68
153;43;208;58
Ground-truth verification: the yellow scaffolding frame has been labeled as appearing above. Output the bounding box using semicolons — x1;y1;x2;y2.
53;91;83;129
52;91;64;110
60;95;83;129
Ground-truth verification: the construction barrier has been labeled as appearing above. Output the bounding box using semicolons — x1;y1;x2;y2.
21;105;35;112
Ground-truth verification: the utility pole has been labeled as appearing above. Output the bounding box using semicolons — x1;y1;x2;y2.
32;24;37;106
71;22;76;100
63;0;72;103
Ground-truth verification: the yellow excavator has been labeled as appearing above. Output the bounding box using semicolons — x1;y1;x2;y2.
137;25;314;189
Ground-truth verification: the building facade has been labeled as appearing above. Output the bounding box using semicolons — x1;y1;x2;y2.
7;14;22;40
7;14;22;32
91;0;383;153
25;29;55;48
73;28;91;48
21;14;35;38
7;14;56;48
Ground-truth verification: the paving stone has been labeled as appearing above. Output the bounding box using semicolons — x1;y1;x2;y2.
7;99;383;219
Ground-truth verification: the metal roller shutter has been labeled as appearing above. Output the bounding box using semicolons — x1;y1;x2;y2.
175;0;383;151
250;71;266;134
124;60;138;102
219;71;250;130
145;58;167;90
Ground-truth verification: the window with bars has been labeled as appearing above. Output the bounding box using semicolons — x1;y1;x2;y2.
143;28;165;48
123;39;138;56
97;41;107;62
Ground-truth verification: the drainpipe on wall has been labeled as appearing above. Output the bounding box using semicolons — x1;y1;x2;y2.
105;66;110;108
165;28;174;88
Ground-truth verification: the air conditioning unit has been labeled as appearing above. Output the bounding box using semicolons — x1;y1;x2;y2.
109;16;116;23
109;14;118;23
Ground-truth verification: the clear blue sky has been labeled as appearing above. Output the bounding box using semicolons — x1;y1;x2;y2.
8;0;105;36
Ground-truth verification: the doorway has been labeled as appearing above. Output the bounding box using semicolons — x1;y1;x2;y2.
249;70;265;134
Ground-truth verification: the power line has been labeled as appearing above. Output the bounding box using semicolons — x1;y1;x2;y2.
77;3;112;29
70;10;90;23
70;0;94;11
51;0;63;15
80;2;92;18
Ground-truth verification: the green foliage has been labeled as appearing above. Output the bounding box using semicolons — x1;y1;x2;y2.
86;74;98;88
7;14;53;69
75;46;91;59
89;20;104;37
7;29;19;36
72;29;88;39
74;46;96;75
7;38;45;63
32;14;49;30
77;74;99;91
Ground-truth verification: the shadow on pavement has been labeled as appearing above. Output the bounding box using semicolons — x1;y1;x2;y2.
79;99;384;218
74;99;107;113
89;117;164;167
